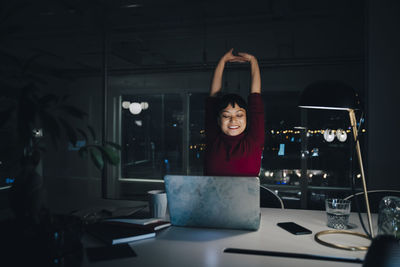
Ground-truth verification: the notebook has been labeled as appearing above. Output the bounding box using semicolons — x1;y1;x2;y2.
86;222;155;245
164;175;260;231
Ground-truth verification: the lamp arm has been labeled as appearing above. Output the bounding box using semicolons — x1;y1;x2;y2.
349;109;374;238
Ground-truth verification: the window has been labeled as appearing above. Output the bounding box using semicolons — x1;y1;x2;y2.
188;93;207;175
260;92;365;209
111;90;365;209
118;92;207;182
121;94;183;180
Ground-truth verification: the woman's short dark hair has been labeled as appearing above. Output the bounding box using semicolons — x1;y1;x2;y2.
216;93;247;115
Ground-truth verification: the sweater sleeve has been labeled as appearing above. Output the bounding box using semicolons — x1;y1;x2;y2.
247;93;265;147
205;96;219;142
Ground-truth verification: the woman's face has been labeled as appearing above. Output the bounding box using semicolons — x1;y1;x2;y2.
218;103;247;136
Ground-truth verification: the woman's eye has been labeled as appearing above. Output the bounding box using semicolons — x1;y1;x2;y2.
223;115;230;119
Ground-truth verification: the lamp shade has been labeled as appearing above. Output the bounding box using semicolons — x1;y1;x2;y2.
299;80;361;111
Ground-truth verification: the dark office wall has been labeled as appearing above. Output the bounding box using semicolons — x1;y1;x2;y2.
367;1;400;189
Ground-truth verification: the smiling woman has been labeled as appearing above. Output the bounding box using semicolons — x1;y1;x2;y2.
217;94;248;137
204;49;265;177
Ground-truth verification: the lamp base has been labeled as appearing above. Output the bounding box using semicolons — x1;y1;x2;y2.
314;230;371;251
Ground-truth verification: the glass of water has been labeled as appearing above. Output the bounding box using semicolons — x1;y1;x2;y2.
378;196;400;238
325;198;351;229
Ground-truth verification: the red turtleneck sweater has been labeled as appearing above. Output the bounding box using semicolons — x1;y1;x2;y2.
204;93;265;176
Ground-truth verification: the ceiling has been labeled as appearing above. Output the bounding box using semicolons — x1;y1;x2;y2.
0;0;364;81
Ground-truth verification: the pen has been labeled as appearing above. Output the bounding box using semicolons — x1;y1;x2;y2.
224;248;363;264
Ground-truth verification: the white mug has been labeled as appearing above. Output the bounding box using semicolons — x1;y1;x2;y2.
148;190;167;218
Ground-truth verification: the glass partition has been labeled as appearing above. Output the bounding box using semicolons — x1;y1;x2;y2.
116;91;366;209
121;94;183;180
188;93;207;175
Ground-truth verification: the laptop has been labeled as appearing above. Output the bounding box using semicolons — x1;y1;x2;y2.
164;175;260;231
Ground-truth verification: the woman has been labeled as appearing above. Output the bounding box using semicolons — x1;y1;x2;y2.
204;48;265;176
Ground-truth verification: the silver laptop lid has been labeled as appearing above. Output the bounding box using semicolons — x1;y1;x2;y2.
164;175;260;231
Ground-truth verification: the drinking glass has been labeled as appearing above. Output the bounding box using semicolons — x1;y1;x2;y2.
325;198;351;229
378;196;400;238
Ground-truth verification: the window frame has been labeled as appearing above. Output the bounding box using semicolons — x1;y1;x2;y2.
105;87;207;200
105;87;365;207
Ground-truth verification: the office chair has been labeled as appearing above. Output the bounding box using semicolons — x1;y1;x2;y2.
344;190;400;213
260;185;285;209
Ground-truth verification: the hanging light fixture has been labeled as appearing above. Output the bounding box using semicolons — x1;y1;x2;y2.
323;129;335;142
336;129;347;142
129;102;142;115
122;101;131;109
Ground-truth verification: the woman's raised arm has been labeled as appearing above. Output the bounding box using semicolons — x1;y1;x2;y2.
210;48;245;97
238;52;261;94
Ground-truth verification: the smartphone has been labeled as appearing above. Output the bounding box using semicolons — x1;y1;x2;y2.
277;222;312;235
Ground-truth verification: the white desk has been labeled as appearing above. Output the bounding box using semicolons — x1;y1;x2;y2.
82;208;375;267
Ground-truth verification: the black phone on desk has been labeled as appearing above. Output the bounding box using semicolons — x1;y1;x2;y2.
277;222;312;235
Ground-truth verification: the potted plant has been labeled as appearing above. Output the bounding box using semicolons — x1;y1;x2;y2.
0;63;120;226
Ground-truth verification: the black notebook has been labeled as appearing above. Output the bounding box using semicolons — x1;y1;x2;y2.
104;218;171;231
86;222;155;245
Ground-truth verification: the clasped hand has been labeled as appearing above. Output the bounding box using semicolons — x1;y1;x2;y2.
222;48;255;63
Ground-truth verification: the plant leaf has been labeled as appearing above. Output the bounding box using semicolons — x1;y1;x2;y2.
38;109;61;149
89;148;104;170
89;145;120;166
20;83;38;96
0;2;31;26
105;141;122;150
58;105;87;119
38;94;58;108
87;125;96;141
102;145;120;165
17;90;36;147
22;73;48;86
78;146;88;159
22;53;44;74
61;95;70;102
58;117;78;146
77;128;88;142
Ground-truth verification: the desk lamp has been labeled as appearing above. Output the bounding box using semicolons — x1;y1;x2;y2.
298;80;374;240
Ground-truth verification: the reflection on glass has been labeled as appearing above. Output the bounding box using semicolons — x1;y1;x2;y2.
261;92;365;189
305;108;363;188
121;94;183;179
262;92;302;184
118;91;367;209
189;93;207;175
